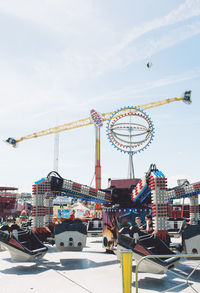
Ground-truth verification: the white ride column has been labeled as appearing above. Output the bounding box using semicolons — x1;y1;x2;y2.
44;193;54;226
190;195;199;225
31;180;51;231
149;172;168;241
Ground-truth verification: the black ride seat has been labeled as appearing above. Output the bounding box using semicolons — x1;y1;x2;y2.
118;227;180;270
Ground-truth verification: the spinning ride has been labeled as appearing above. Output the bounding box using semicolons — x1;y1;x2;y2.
106;107;154;178
5;91;191;148
5;91;191;188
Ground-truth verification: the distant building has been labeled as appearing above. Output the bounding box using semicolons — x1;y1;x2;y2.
0;186;18;218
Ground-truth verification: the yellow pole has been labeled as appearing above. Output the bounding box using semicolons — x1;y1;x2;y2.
121;249;133;293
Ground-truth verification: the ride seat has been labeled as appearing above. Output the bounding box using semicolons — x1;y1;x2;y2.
12;230;18;239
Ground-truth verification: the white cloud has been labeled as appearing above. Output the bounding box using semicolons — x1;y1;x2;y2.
0;0;200;82
1;66;198;123
82;69;200;106
0;0;95;34
0;0;199;37
25;18;200;92
98;0;200;63
0;0;198;119
97;20;200;75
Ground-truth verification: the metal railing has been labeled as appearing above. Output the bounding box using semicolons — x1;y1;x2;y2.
135;253;200;293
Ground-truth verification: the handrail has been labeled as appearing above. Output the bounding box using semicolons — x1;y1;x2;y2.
135;253;200;293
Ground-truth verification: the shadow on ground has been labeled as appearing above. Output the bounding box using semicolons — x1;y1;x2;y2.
0;257;119;275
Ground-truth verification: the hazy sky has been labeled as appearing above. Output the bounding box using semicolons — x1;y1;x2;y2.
0;0;200;193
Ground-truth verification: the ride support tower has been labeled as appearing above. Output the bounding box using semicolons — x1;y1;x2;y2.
31;179;53;233
131;165;168;241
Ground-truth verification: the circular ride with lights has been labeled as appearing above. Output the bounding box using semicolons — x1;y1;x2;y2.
106;106;155;177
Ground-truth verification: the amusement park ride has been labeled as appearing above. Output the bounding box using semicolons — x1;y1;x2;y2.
2;90;200;274
6;90;192;187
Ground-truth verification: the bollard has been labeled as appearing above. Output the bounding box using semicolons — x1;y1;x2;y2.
121;249;133;293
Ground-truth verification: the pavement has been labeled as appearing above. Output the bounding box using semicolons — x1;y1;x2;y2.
0;237;200;293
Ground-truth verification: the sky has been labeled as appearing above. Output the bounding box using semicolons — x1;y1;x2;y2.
0;0;200;193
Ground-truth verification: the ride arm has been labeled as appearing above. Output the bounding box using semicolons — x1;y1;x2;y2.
47;171;111;204
131;164;166;204
102;91;191;120
16;117;92;143
167;180;200;201
6;90;191;147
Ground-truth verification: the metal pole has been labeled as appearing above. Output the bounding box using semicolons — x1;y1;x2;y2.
121;249;133;293
127;111;134;179
95;126;101;189
53;133;59;172
128;153;135;179
95;126;101;210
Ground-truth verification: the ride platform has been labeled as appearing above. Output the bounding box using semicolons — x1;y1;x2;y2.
0;237;200;293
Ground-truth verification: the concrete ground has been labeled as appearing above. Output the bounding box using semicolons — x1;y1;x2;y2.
0;237;200;293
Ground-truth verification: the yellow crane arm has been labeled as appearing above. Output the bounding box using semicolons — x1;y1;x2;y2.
102;95;189;120
6;91;191;147
17;116;93;142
